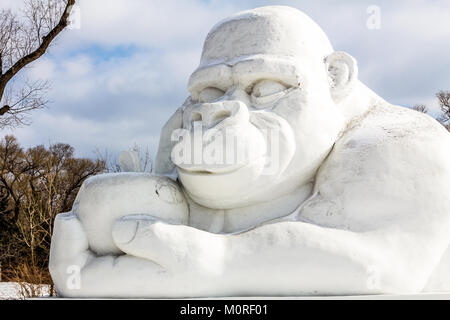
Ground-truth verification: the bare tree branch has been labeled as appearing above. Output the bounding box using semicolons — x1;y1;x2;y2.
412;104;428;114
0;0;76;128
436;90;450;124
0;105;10;116
0;79;50;128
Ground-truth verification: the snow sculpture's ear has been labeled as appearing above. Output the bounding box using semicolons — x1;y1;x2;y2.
325;51;358;103
119;150;142;172
154;106;184;175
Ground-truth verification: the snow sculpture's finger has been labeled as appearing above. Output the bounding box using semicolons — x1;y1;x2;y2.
112;214;226;275
112;215;177;269
49;212;92;294
50;212;89;264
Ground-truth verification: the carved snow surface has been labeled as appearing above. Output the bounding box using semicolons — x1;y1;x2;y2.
49;6;450;298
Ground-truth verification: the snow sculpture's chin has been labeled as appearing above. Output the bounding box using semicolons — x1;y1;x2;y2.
177;155;267;209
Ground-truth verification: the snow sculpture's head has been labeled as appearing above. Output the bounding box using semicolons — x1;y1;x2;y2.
171;6;359;209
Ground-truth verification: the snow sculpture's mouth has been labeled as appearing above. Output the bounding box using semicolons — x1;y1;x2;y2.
177;162;244;175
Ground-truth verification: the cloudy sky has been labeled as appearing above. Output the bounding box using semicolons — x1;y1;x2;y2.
2;0;450;160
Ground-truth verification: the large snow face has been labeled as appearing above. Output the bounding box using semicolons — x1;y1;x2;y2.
172;8;346;209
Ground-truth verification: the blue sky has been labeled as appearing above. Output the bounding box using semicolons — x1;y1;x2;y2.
2;0;450;161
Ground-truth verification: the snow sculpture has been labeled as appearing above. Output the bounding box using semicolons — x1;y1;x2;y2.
49;6;450;297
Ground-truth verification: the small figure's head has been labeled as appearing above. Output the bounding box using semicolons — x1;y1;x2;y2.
170;6;359;209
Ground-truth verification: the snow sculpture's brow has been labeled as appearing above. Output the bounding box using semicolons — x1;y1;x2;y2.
188;64;233;94
188;56;303;94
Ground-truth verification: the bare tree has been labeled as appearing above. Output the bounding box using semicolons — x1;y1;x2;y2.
436;90;450;125
0;0;76;128
94;148;122;173
412;104;428;114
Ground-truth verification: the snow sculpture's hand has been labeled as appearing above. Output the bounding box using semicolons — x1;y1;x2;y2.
50;212;179;297
112;214;227;276
154;107;184;175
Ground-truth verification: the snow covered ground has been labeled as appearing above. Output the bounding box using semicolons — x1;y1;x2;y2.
0;282;52;300
2;281;450;299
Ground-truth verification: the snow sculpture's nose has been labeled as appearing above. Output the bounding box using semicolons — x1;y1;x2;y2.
187;100;249;130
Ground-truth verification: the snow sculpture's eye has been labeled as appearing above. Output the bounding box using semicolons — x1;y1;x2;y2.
250;80;290;108
198;87;225;103
251;80;287;97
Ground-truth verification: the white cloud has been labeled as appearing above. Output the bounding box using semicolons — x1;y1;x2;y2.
62;55;93;77
53;0;239;52
27;58;56;81
0;0;23;10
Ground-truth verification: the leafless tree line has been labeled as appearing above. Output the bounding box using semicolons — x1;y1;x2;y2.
0;134;152;297
0;135;105;291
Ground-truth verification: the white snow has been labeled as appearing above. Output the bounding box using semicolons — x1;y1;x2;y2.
0;282;52;300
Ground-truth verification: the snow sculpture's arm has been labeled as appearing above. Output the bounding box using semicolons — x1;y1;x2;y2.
111;215;441;295
49;210;444;297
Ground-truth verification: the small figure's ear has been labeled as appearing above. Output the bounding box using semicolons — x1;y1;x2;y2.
119;150;142;172
325;51;358;103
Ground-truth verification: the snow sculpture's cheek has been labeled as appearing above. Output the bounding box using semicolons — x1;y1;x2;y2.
267;88;306;113
74;173;188;255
